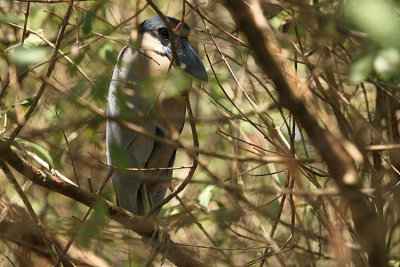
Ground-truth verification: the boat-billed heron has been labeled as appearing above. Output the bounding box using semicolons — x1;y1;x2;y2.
106;16;207;215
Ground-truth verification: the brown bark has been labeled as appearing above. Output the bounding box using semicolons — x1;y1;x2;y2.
0;139;207;267
222;1;388;266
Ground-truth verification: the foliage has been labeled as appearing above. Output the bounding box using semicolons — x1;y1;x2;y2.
0;0;399;266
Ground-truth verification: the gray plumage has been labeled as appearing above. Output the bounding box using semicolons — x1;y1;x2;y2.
106;16;207;215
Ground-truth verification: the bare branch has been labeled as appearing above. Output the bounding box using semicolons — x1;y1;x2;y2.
222;1;388;266
0;139;207;267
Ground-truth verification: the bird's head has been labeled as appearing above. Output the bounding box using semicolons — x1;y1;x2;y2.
135;16;208;83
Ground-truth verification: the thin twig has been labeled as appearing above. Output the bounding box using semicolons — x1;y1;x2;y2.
21;2;30;45
7;0;75;145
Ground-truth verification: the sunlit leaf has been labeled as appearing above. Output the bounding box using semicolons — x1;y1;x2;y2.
0;97;34;116
198;185;215;207
24;29;45;47
345;0;400;47
9;45;51;66
0;14;23;24
14;137;54;169
374;48;400;81
163;68;193;96
86;120;100;141
349;54;374;83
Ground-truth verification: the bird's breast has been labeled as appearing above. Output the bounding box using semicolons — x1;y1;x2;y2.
158;95;186;131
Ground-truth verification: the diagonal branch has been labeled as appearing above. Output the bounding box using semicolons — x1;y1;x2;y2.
0;139;207;267
8;0;75;144
221;1;388;267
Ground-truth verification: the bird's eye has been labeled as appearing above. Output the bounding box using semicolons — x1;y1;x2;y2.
158;28;169;40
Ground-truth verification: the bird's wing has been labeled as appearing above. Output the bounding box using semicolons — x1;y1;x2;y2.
106;46;156;214
146;129;179;214
143;88;187;214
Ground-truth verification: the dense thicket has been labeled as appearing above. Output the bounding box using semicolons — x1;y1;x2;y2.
0;0;399;266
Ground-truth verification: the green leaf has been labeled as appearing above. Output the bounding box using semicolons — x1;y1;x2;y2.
198;185;215;207
83;11;94;35
0;97;34;117
0;42;7;51
162;68;193;96
349;54;374;83
24;30;46;48
86;120;100;140
71;80;88;96
98;41;117;64
77;200;108;248
19;98;35;106
92;200;108;224
109;141;129;174
14;137;54;169
91;77;108;105
9;45;51;66
0;15;23;24
345;0;400;47
374;48;400;81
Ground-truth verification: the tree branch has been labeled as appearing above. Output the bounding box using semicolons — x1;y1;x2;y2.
222;1;388;266
0;139;207;267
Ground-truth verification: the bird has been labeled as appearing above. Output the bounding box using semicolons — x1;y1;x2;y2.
106;16;207;216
